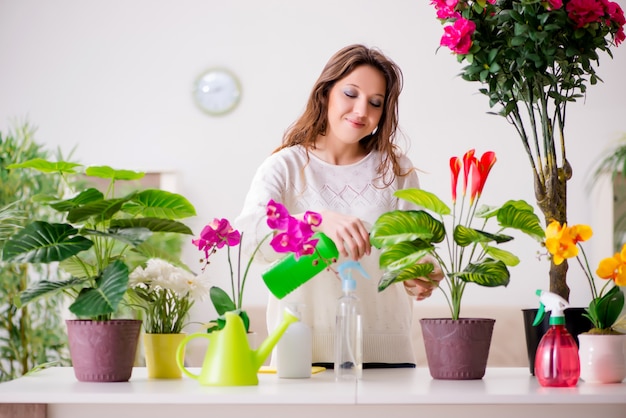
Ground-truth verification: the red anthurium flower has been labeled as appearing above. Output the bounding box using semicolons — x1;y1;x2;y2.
469;158;481;203
450;156;462;202
476;151;496;196
462;149;476;196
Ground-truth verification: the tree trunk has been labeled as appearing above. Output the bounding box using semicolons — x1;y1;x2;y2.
535;163;571;301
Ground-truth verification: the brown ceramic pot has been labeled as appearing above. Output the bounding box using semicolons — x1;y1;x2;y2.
66;319;141;382
420;317;495;380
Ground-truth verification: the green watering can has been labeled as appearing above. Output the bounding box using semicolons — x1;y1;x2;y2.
176;308;298;386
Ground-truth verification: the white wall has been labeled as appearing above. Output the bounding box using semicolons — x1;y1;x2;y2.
1;0;625;325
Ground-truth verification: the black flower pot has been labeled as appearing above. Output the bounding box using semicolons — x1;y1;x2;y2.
522;307;592;375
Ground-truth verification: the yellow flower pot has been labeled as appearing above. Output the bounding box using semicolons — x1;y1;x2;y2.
143;333;187;379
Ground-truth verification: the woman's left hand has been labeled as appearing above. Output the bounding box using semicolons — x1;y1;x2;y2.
403;255;444;301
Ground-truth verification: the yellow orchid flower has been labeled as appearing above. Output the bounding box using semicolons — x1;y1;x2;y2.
544;221;591;265
597;244;626;287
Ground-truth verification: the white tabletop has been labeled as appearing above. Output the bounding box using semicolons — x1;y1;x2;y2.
1;367;624;418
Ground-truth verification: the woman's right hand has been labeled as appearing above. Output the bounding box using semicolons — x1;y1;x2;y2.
316;210;371;260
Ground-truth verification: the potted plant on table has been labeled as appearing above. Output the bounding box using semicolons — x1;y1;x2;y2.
176;199;338;386
127;258;210;379
370;149;545;379
191;199;337;335
542;220;626;383
1;159;196;382
430;0;625;302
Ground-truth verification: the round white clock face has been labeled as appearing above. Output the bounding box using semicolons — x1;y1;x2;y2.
193;68;241;115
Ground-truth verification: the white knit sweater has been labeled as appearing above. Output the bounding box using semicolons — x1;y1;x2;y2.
234;145;421;365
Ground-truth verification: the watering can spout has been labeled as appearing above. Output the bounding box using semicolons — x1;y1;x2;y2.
254;308;299;370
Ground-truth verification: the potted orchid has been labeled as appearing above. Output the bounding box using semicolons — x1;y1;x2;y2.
370;149;545;379
544;221;625;334
193;199;335;333
543;220;626;383
430;0;625;301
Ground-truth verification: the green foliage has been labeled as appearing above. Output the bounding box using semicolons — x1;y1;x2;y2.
371;187;544;319
2;158;197;321
0;122;71;382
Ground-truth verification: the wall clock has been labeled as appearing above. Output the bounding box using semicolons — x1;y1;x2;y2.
193;68;241;116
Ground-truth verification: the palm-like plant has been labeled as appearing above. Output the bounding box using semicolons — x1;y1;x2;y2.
370;149;545;319
2;159;196;321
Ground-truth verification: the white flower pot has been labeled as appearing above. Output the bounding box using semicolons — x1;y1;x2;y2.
578;333;626;384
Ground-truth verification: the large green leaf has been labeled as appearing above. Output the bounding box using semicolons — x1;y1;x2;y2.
110;217;193;235
456;258;510;287
84;226;152;247
14;277;86;308
122;190;196;220
454;225;513;247
483;245;520;266
66;195;132;223
210;286;236;315
7;158;82;174
379;241;432;271
588;286;625;330
370;210;445;248
394;188;451;215
69;260;129;318
497;200;545;241
377;263;435;292
50;188;104;212
1;221;93;263
85;165;145;181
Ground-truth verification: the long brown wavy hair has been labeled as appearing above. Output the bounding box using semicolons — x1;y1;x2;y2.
274;44;411;185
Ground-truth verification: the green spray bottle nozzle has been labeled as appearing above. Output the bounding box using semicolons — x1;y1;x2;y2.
337;260;370;291
533;289;569;326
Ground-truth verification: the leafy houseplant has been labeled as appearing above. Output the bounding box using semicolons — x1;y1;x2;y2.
431;0;625;301
2;159;197;320
0;124;72;382
128;258;211;334
544;220;625;334
193;199;332;333
370;149;545;320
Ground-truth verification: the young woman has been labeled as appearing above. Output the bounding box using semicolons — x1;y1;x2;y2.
235;44;442;367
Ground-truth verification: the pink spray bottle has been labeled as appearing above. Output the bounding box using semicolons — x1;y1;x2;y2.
532;289;580;387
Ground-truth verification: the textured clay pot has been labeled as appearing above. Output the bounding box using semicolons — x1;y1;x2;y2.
420;318;495;380
66;319;141;382
522;307;592;375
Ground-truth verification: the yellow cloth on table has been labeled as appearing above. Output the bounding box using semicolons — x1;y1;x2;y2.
258;366;326;374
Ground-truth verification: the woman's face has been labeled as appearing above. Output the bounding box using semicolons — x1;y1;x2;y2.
325;65;386;147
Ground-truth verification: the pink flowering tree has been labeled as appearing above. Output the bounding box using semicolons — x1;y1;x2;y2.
430;0;625;301
370;149;545;320
193;199;325;332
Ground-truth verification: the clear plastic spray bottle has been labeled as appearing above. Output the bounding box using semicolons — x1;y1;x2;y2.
334;261;369;381
533;289;580;387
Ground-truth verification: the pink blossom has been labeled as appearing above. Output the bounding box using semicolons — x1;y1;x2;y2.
431;0;460;19
566;0;605;28
266;199;290;230
440;18;476;54
602;0;626;26
192;218;241;258
545;0;563;10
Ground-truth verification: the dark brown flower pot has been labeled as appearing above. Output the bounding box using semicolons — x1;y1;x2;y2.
66;319;141;382
420;318;495;380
